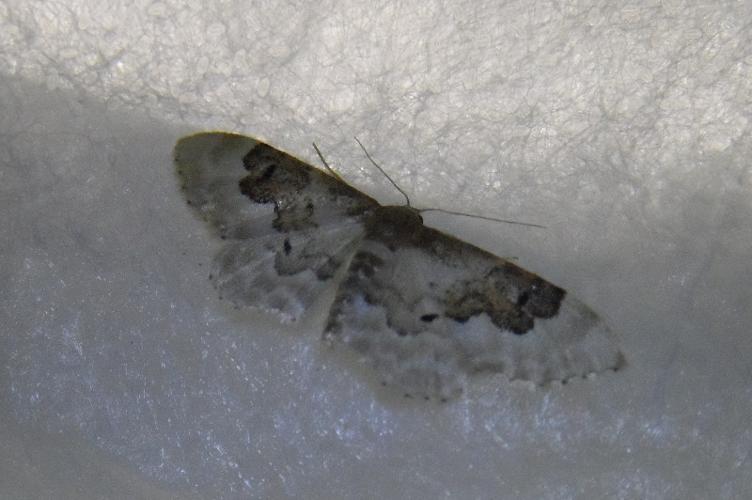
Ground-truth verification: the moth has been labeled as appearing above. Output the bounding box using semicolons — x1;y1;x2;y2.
174;132;624;400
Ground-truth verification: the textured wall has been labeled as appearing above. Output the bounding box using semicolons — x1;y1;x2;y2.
1;1;751;498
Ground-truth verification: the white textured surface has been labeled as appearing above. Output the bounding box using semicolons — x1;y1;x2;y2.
1;1;751;499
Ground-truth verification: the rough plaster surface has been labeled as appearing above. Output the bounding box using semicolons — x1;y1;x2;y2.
1;1;751;499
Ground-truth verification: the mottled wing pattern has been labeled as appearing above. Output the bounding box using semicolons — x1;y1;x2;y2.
325;206;624;399
175;133;379;321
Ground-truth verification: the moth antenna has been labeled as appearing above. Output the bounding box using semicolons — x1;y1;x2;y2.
312;142;345;182
354;136;412;207
419;208;546;229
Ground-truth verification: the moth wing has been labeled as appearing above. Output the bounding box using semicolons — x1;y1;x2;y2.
325;217;624;399
175;132;379;321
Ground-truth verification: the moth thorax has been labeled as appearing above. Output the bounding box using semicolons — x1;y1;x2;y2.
365;205;424;240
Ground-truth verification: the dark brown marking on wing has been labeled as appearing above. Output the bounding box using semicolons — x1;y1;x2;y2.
359;205;566;335
240;143;308;197
238;143;380;233
494;264;565;319
443;265;565;334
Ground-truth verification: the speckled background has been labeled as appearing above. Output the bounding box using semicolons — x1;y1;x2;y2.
1;1;750;498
